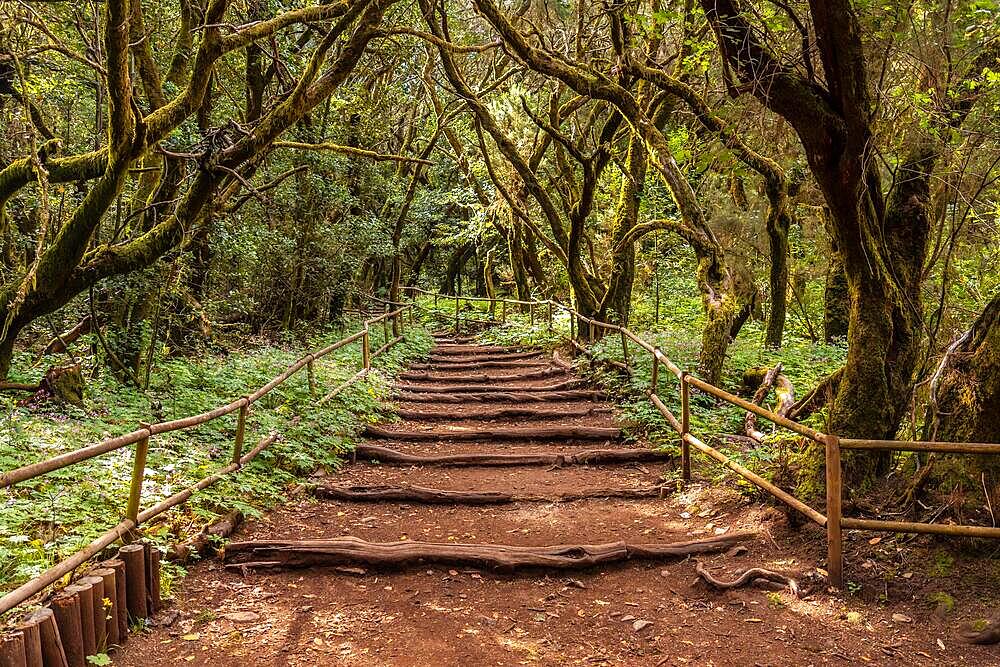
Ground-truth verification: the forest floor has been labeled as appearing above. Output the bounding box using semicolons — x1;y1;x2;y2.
115;334;1000;666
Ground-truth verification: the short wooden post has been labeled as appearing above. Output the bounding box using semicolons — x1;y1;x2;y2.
125;425;150;534
64;582;95;660
547;302;553;330
825;434;844;589
501;299;507;323
529;302;535;325
233;399;248;464
382;314;390;346
0;631;26;667
119;544;147;622
454;295;460;334
570;315;576;344
680;373;691;482
15;610;44;667
620;330;629;371
433;293;438;309
650;349;660;394
306;358;317;397
91;566;119;649
51;589;83;667
490;297;496;320
362;329;371;371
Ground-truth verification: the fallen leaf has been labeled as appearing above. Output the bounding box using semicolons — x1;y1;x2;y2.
181;633;200;641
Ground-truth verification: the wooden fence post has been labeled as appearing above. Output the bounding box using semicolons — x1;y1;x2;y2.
825;434;844;589
650;349;660;394
382;313;390;347
233;399;248;464
680;374;690;482
126;425;150;536
306;358;317;397
547;302;553;330
501;299;507;323
362;329;371;371
454;295;460;334
620;330;629;371
529;302;535;325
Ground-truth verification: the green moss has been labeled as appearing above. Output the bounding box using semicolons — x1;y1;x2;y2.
928;591;955;614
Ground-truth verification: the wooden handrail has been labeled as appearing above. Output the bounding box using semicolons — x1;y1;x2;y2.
404;287;1000;591
0;303;414;615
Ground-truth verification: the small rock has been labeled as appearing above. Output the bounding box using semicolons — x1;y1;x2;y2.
223;611;260;623
659;569;670;578
620;615;636;622
846;611;863;624
565;578;587;589
632;620;653;632
892;613;913;624
726;546;749;558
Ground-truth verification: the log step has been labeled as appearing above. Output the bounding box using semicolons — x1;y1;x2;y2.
363;425;622;442
395;379;587;394
394;389;607;403
312;483;668;504
223;534;754;573
431;345;528;355
429;348;539;360
392;405;611;421
397;367;567;383
407;360;549;371
353;444;673;467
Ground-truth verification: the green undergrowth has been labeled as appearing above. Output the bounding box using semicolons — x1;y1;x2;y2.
0;323;432;605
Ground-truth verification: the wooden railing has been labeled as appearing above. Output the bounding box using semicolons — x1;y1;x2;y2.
0;305;413;615
404;287;1000;588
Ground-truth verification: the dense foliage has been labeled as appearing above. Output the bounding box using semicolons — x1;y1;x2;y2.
1;0;999;565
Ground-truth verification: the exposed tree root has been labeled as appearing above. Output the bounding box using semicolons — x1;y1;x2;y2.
695;561;798;596
393;405;609;421
312;483;668;504
353;444;674;467
395;389;607;403
963;619;1000;644
363;424;621;441
224;533;754;573
395;379;587;394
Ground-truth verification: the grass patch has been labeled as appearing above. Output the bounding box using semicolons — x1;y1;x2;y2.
0;322;431;605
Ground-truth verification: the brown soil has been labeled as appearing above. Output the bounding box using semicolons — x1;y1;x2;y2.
116;339;1000;666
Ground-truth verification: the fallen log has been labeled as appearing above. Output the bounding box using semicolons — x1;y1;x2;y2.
363;424;621;442
42;316;92;355
695;561;798;596
397;367;566;383
313;483;668;504
395;379;587;394
167;509;244;564
392;405;609;421
744;364;782;442
394;389;607;404
224;533;754;573
352;444;674;467
407;360;550;371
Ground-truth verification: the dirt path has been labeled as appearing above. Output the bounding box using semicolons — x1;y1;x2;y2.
116;335;1000;666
